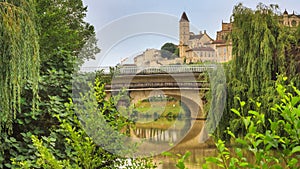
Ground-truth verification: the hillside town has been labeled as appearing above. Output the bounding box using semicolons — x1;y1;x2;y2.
126;10;300;66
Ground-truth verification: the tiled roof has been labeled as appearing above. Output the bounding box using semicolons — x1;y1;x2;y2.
212;40;226;44
186;47;215;52
189;34;204;40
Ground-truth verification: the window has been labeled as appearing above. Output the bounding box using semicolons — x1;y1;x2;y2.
291;20;297;27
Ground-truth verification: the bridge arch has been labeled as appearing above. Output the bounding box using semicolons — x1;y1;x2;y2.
129;89;205;119
127;89;210;147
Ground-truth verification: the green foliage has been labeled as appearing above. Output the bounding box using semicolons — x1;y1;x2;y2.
11;79;156;168
0;0;140;168
205;64;226;135
36;0;100;62
204;79;300;168
162;151;191;169
0;0;40;133
218;3;300;139
161;42;179;59
30;135;70;169
161;42;177;54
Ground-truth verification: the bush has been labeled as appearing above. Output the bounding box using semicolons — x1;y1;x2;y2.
203;77;300;168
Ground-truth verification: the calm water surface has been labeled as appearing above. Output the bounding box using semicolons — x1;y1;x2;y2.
131;117;221;169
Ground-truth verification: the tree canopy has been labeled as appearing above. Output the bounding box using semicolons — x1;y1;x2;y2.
217;3;300;139
36;0;100;63
161;42;179;59
0;0;40;133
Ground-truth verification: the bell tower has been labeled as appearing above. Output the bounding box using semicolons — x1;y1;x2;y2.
179;12;190;45
179;12;190;58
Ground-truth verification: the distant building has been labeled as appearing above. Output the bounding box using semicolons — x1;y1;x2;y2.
178;12;217;63
213;22;233;62
134;49;182;66
133;10;299;66
281;9;300;27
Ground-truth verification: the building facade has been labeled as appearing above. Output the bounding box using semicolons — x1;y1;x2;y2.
282;9;300;27
134;10;299;66
178;12;217;63
213;22;233;62
134;49;182;66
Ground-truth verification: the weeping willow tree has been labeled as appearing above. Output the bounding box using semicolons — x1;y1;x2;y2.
217;3;300;139
0;0;40;133
230;4;281;97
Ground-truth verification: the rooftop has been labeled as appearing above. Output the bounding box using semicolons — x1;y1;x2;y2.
180;12;189;22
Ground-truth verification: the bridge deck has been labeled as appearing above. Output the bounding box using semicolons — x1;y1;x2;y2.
105;82;209;91
81;65;216;74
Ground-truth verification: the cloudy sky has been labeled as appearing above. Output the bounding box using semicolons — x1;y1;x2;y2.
81;0;300;67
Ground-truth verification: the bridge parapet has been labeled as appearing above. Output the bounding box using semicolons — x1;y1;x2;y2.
105;82;210;91
81;65;216;74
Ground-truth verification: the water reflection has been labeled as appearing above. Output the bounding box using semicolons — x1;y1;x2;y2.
131;117;218;168
132;117;191;143
155;148;219;169
125;96;219;167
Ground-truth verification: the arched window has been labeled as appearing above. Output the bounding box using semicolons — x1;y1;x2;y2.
291;20;297;27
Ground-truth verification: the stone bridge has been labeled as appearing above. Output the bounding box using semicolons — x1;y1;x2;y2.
100;65;215;148
105;72;209;119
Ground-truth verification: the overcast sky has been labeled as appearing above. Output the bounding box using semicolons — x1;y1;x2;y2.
81;0;300;67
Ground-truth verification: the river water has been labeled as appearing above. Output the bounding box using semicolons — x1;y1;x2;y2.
130;116;221;168
125;98;222;168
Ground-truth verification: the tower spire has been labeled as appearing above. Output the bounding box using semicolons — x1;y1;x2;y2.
180;12;189;22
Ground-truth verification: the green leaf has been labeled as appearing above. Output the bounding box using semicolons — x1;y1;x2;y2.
227;129;236;139
205;157;220;163
291;146;300;154
182;151;191;160
235;148;243;158
291;96;300;107
231;108;241;117
239;162;249;167
288;158;298;167
161;152;173;157
248;110;259;117
236;138;247;146
240;101;246;107
176;161;185;169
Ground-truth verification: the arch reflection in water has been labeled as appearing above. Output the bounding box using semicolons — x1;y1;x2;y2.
130;96;192;145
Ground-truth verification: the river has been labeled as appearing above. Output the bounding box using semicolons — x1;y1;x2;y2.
130;116;221;168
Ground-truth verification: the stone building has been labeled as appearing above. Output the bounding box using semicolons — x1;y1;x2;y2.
213;22;233;62
281;9;300;27
134;10;299;66
134;49;182;66
178;12;217;63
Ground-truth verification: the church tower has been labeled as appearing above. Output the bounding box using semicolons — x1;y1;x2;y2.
179;12;190;45
179;12;190;58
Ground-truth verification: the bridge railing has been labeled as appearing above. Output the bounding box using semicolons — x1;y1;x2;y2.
105;82;210;90
81;65;216;74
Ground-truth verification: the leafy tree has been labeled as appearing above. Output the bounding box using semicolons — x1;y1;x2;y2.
0;0;40;133
161;42;179;59
36;0;100;63
0;0;101;167
11;79;156;169
217;3;300;139
204;77;300;169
